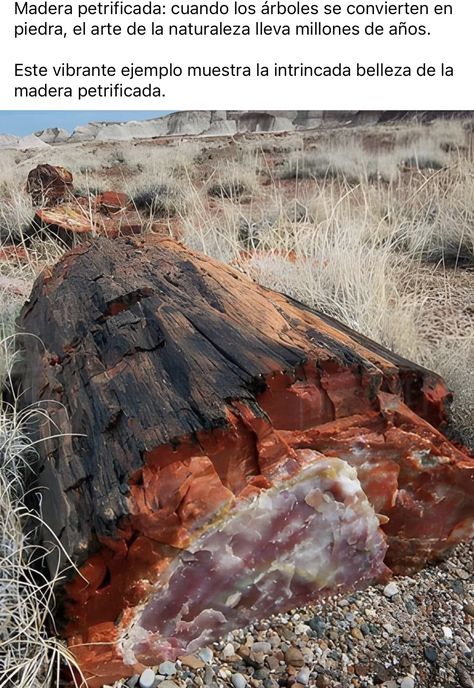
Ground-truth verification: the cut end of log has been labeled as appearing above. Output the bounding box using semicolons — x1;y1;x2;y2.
17;235;474;686
121;456;387;666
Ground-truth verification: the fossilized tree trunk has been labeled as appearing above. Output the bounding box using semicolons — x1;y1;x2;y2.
18;236;474;687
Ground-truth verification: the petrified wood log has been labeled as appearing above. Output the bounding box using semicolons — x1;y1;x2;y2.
18;236;474;686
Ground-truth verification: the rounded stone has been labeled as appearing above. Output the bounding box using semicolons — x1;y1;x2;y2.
284;647;305;668
138;669;156;688
463;602;474;617
198;647;214;664
231;672;248;688
383;582;399;597
351;627;364;641
296;667;311;685
400;677;415;688
251;641;272;654
158;661;176;676
223;642;236;659
424;645;438;663
308;618;326;636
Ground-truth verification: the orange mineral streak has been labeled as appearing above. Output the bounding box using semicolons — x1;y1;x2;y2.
143;410;260;494
129;456;235;547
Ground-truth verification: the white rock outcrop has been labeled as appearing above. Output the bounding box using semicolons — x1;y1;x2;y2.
35;128;70;144
0;134;51;150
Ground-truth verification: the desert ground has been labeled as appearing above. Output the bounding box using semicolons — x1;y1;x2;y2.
0;116;473;688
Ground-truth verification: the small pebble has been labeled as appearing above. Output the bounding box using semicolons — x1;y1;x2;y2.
223;642;235;659
294;623;310;635
458;639;471;657
463;602;474;617
263;679;279;688
198;647;214;664
351;627;364;641
138;669;156;688
158;661;176;676
231;672;248;688
266;655;280;671
424;645;438;663
383;582;399;597
204;666;214;685
442;626;453;640
308;618;326;636
179;654;205;670
457;665;474;688
254;668;270;680
251;641;272;654
296;667;310;685
284;647;305;668
400;677;415;688
457;568;471;580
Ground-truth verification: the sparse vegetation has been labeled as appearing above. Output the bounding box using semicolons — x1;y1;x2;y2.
279;145;400;183
207;160;259;200
130;179;189;218
0;335;81;688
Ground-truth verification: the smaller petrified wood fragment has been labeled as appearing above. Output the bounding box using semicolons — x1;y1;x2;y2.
17;236;474;686
25;165;143;245
26;164;74;207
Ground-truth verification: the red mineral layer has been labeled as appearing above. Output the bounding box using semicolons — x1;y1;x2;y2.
63;375;474;686
66;451;389;686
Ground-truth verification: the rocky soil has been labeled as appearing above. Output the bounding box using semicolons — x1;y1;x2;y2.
109;540;473;688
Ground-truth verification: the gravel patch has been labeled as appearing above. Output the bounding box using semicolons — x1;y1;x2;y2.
114;541;473;688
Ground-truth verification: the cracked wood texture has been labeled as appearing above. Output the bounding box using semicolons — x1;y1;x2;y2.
18;236;474;686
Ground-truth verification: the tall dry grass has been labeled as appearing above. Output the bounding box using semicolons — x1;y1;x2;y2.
0;185;78;686
0;335;82;688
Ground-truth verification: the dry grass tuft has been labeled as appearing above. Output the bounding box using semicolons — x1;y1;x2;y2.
0;337;83;688
280;145;400;183
207;160;260;201
130;180;189;219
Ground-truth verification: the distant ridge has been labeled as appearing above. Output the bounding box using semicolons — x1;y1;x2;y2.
0;111;472;149
64;110;474;143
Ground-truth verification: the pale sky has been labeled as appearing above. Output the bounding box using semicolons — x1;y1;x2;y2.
0;111;173;136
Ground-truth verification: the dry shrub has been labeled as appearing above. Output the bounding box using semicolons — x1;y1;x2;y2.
207;160;259;201
131;180;189;218
280;144;400;183
0;349;82;687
